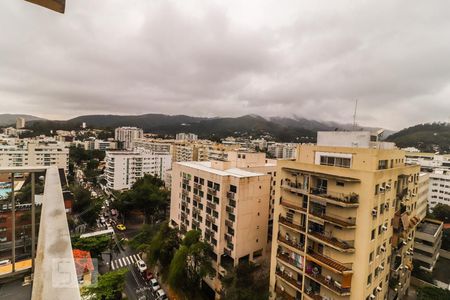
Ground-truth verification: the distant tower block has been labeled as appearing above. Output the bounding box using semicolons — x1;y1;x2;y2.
16;117;26;129
82;122;87;129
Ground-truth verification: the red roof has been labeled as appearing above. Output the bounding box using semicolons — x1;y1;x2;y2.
73;249;94;276
444;223;450;229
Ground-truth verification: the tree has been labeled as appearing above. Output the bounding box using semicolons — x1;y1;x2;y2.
417;286;450;300
72;235;112;258
167;230;214;298
442;228;450;251
71;184;102;226
82;268;128;300
112;175;169;224
431;204;450;223
146;222;180;271
221;262;270;300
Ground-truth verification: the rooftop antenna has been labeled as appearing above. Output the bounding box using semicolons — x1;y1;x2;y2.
352;99;358;130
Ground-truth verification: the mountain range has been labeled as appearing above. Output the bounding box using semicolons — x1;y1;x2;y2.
0;114;45;126
0;113;392;142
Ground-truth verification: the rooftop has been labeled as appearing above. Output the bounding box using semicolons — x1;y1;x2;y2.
177;161;265;178
416;219;443;236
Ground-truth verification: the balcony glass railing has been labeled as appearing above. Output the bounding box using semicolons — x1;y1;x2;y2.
308;229;355;252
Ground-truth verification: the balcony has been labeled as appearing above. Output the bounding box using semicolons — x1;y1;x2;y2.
225;219;233;228
310;187;359;207
279;216;306;233
227;191;235;200
278;233;305;253
305;269;351;296
276;269;302;291
206;201;216;210
307;250;352;274
280;200;307;214
0;166;81;299
193;194;201;202
282;181;308;195
308;230;355;253
206;214;216;223
226;205;234;214
194;182;202;190
207;187;217;195
275;286;296;300
277;252;304;271
309;209;356;228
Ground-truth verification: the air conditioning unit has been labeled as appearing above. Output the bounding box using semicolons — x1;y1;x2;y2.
379;186;385;192
408;237;412;241
381;246;386;252
402;240;407;245
379;265;385;271
372;209;378;217
386;184;391;190
406;251;411;255
409;247;414;252
370;294;376;299
376;286;382;292
412;193;416;197
382;225;388;231
384;203;389;208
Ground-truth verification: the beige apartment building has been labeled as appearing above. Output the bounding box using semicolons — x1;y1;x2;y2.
169;151;276;298
270;132;420;300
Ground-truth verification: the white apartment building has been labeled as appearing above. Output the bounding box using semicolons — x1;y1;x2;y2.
268;143;298;159
169;151;276;298
105;150;171;190
175;132;198;141
428;169;450;210
114;127;144;150
83;139;117;151
132;139;172;155
0;140;69;170
417;173;430;221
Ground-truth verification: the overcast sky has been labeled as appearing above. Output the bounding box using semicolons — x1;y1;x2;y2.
1;0;450;130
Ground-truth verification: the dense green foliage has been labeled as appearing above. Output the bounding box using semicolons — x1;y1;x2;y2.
72;235;112;258
430;204;450;223
167;230;214;298
82;268;128;300
70;147;105;165
112;175;169;224
146;222;180;272
417;286;450;300
442;228;450;251
71;184;102;226
221;262;270;300
387;122;450;152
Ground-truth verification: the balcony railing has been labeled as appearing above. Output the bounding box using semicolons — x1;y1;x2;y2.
305;269;350;296
309;209;356;228
277;252;304;270
280;200;307;213
227;191;235;200
307;249;352;274
310;187;359;207
279;216;306;233
308;229;355;252
276;269;302;291
278;233;305;253
282;181;308;194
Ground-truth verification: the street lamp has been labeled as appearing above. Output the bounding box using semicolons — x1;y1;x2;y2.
24;0;65;13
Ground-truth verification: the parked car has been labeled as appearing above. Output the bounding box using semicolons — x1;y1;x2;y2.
155;289;168;300
135;259;147;273
144;270;154;281
150;279;160;294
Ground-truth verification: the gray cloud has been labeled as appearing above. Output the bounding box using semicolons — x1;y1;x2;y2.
1;0;450;129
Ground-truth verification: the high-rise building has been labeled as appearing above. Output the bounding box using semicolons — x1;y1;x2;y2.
269;131;420;300
114;127;144;150
175;132;198;141
105;149;171;190
268;143;298;159
417;173;429;221
412;219;443;273
16;117;25;129
169;151;277;297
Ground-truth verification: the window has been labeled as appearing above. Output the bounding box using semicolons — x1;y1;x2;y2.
230;185;237;193
371;229;375;240
378;160;388;170
320;156;351;168
375;184;379;195
369;251;374;263
367;274;372;285
337;181;345;187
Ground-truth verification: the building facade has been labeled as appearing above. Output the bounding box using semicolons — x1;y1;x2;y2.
175;132;198;141
16;117;25;129
105;150;171;190
114;127;144;150
412;219;443;273
0;140;69;170
417;173;429;221
269;131;420;300
169;151;276;298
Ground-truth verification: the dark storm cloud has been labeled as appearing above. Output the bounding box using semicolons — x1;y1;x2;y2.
1;0;450;129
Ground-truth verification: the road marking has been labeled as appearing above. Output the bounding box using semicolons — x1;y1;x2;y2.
118;258;123;267
125;256;131;264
